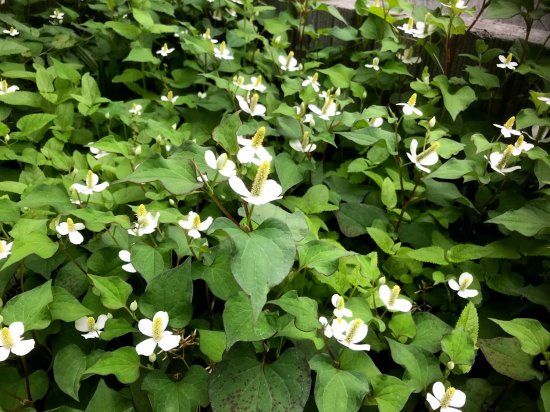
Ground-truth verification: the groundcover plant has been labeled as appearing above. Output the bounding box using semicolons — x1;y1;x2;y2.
0;0;549;410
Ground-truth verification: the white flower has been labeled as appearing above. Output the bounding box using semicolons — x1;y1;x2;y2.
302;73;320;92
3;27;19;37
493;116;521;138
332;318;371;351
397;17;416;34
331;294;353;318
56;218;85;245
237;127;272;165
88;145;109;159
75;315;108;339
205;150;236;177
411;21;435;38
128;204;160;237
278;51;300;72
136;311;180;356
202;28;218;44
379;284;413;312
156;43;175;57
407;139;440;173
71;170;109;195
397;93;423;116
448;272;479;299
442;0;468;9
319;316;348;339
197;91;207;99
365;57;380;71
397;47;421;64
511;135;534;155
161;90;178;103
528;125;550;143
0;240;13;260
236;93;266;117
213;41;234;60
240;76;267;93
118;250;136;273
178;212;213;239
229;161;283;205
129;103;143;116
368;117;384;128
295;105;314;124
226;8;237;17
496;53;518;70
538;96;550;105
427;381;467;412
0;322;35;360
319;316;333;338
50;9;64;21
289;139;316;153
485;145;521;175
0;78;19;95
308;94;341;120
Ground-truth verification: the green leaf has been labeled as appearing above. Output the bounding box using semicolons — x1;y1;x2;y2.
490;318;550;356
275;152;304;192
212;112;241;155
2;233;59;269
54;344;87;401
411;312;453;353
399;246;448;265
130;243;164;283
210;347;311;412
281;185;339;214
319;64;355;88
222;292;277;348
105;21;141;39
335;203;388;238
123;46;160;64
223;218;296;321
388;312;416;341
50;286;92;322
387;338;443;392
370;374;412;412
0;368;49;411
100;318;135;341
432;75;476;121
366;227;395;255
309;354;369;412
446;241;520;262
429;158;476;180
85;347;140;384
1;280;53;331
88;275;132;310
16;113;57;141
132;8;155;28
455;302;479;346
484;0;522;18
486;200;550;236
18;183;72;212
298;240;354;276
478;337;542;381
0;38;29;56
441;328;476;373
381;177;397;209
198;329;226;362
269;290;320;332
85;379;133;412
541;381;550;412
465;66;500;89
143;367;209;412
139;260;193;328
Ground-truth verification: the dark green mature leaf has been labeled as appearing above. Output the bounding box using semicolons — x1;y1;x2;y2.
490;318;550;356
222;292;277;348
411;312;453;353
541;381;550;412
0;39;29;56
370;374;412;412
432;75;476;121
223;218;295;321
212;111;240;155
210;347;311;412
18;184;72;212
143;367;209;412
139;260;193;328
85;380;133;412
54;345;87;401
399;246;448;265
309;354;369;412
335;203;388;237
478;337;542;381
269;290;320;331
0;368;49;411
387;338;443;392
88;275;132;310
100;318;135;341
487;200;550;236
298;240;354;276
50;286;92;322
131;243;164;283
85;347;140;384
1;280;53;331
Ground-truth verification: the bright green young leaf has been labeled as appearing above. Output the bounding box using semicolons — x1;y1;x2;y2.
387;338;443;393
478;337;542;381
441;328;476;373
281;185;339;214
85;347;140;384
123;47;160;64
432;75;476;121
88;275;132;310
309;354;369;412
381;177;397;209
298;240;354;276
198;329;226;363
143;367;210;412
50;286;92;322
367;227;395;254
490;318;550;356
16;113;57;142
223;218;296;321
399;246;448;266
18;183;72;212
139;260;193;328
1;280;53;331
2;233;59;269
269;290;320;332
222;292;277;348
104;21;141;39
100;318;135;341
0;39;29;56
85;379;133;412
54;344;87;401
210;347;311;412
388;312;416;341
319;64;355;88
429;158;476;180
370;374;412;412
456;301;479;345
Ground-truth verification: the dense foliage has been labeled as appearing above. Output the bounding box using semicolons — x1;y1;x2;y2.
0;0;549;410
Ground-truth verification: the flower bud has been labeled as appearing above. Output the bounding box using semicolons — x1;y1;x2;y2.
4;134;9;142
169;198;176;207
335;88;341;97
130;300;138;311
447;361;455;370
378;276;386;285
149;353;157;363
106;313;113;319
429;116;436;128
134;145;142;156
